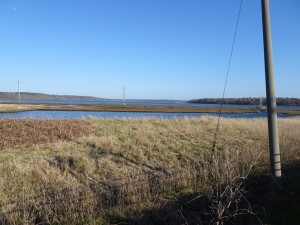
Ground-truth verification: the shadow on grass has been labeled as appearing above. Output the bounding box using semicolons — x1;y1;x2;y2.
112;161;300;225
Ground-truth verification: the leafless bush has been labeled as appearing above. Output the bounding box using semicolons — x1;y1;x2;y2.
189;147;264;225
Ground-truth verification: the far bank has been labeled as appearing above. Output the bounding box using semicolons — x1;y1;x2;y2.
1;102;300;115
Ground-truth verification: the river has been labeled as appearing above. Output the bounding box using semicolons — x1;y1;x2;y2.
0;110;297;119
2;99;300;109
0;99;299;119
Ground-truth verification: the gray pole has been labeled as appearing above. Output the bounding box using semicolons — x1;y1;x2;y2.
123;86;126;105
261;0;281;184
18;79;20;102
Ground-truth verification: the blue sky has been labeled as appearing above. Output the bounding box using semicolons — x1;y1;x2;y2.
0;0;299;100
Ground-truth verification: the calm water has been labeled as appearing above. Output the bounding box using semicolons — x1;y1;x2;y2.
0;99;299;119
0;110;297;119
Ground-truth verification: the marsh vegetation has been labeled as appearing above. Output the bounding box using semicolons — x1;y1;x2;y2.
0;117;299;224
1;102;300;115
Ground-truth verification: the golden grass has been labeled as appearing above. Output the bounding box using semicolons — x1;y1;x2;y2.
1;102;300;114
0;116;299;224
0;104;31;112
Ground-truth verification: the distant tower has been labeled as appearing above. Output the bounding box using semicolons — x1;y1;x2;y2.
123;86;126;105
18;79;20;102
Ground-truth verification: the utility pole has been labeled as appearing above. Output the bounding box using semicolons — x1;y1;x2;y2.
261;0;281;187
123;86;126;105
18;79;20;102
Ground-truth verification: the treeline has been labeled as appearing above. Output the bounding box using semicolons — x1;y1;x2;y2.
188;97;300;106
0;92;104;101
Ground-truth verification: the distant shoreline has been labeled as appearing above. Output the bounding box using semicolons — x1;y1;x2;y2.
0;92;185;103
188;97;300;106
0;92;105;101
1;92;300;106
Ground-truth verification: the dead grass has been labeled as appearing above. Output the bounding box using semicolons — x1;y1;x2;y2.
0;116;299;224
0;118;95;148
1;102;300;114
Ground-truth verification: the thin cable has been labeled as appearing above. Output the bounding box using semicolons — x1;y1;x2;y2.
212;0;243;151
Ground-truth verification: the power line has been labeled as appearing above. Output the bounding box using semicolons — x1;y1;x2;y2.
212;0;243;151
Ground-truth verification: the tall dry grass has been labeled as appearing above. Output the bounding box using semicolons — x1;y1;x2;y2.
0;116;299;224
0;118;95;148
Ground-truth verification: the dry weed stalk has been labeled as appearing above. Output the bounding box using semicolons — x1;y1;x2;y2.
200;147;264;225
178;142;265;225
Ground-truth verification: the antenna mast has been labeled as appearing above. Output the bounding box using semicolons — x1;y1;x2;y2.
18;79;20;102
123;86;126;105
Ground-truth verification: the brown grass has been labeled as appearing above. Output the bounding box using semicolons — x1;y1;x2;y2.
0;117;299;224
0;118;95;148
1;102;300;114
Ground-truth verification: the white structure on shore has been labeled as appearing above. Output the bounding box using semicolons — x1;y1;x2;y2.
256;97;266;112
258;97;266;110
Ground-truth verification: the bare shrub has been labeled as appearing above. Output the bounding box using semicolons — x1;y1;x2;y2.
199;147;263;225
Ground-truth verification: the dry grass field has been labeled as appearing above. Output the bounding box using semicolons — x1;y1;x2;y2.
0;116;299;224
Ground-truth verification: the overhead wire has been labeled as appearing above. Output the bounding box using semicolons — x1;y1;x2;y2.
212;0;243;151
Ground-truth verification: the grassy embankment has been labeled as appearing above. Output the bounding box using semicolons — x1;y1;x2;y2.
1;102;300;114
0;117;300;224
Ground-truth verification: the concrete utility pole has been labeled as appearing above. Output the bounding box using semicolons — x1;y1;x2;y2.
261;0;282;185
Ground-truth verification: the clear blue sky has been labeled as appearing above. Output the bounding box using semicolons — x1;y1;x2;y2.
0;0;299;100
